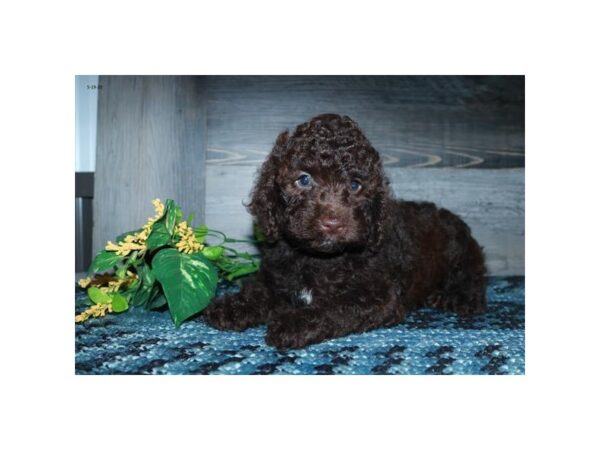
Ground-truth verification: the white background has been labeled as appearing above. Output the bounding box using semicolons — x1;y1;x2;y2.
1;1;598;449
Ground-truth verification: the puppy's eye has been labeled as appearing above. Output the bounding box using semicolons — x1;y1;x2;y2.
350;180;362;191
296;174;313;188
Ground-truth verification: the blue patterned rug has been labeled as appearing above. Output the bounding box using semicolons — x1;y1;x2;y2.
75;276;524;375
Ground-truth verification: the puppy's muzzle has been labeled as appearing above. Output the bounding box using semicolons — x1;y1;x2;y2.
319;215;345;236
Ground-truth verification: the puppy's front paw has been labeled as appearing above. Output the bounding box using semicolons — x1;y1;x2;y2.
265;311;317;350
202;295;253;331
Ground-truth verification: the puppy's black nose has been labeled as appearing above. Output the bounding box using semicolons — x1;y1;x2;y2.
320;217;344;234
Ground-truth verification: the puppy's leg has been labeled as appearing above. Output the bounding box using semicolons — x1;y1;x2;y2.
202;278;275;331
437;236;487;315
265;287;405;350
431;209;488;315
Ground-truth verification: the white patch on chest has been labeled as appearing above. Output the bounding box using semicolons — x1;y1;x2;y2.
297;288;313;305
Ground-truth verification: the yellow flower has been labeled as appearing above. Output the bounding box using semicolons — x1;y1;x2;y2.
105;240;145;257
105;272;137;292
176;221;189;235
90;272;138;293
105;241;121;252
152;198;165;218
107;279;124;292
75;302;113;323
104;199;165;256
78;277;92;288
175;221;204;254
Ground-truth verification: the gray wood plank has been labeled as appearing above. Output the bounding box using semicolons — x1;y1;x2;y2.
205;76;524;168
205;166;524;276
386;168;524;276
93;76;207;255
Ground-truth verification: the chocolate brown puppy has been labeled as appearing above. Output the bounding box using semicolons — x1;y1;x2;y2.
203;114;487;349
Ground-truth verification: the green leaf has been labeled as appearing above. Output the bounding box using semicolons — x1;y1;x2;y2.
144;284;165;310
194;225;208;243
146;221;172;250
225;263;260;281
88;251;123;274
121;278;140;300
234;251;260;260
116;266;127;279
147;293;167;310
151;248;217;327
131;264;156;307
201;246;224;261
109;293;129;313
87;287;112;304
164;199;178;235
186;213;194;227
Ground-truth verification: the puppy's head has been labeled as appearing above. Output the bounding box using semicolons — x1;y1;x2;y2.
249;114;390;254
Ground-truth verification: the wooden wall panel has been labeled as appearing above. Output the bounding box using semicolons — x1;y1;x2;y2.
93;76;206;255
206;75;524;169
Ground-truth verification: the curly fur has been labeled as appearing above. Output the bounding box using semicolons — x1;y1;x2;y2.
203;114;487;349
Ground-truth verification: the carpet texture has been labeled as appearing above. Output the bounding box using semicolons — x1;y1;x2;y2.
75;276;524;375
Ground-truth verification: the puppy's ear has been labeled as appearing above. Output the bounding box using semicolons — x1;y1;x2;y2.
367;167;391;249
247;131;289;242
